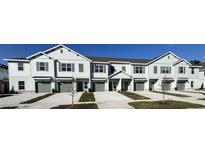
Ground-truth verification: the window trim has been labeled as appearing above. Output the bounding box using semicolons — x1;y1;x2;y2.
160;66;171;74
18;62;24;71
18;81;25;90
134;66;145;74
178;66;186;74
94;64;106;73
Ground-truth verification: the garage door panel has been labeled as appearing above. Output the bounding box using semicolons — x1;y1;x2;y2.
135;82;144;91
177;82;185;91
37;82;51;93
59;82;72;92
162;82;171;91
95;82;105;92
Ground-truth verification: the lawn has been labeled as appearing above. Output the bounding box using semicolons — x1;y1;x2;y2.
152;91;190;97
129;100;205;109
119;91;150;100
79;92;95;102
0;106;18;109
20;93;54;104
50;103;98;109
0;94;13;98
198;98;205;100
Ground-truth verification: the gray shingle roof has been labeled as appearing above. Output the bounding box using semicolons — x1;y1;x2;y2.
86;56;151;63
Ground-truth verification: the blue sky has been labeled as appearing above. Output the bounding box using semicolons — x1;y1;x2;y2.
0;44;205;64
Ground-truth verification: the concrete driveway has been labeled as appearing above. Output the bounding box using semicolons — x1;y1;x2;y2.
0;93;46;108
94;92;133;109
20;92;83;109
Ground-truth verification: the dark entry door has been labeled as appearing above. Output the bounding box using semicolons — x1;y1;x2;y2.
122;81;129;91
77;81;83;92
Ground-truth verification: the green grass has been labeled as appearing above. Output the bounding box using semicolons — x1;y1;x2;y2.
198;98;205;100
152;91;190;97
0;106;18;109
79;92;95;102
129;100;205;109
0;94;13;98
50;103;98;109
119;91;150;100
20;93;54;104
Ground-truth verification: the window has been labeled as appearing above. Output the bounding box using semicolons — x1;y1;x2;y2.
18;62;24;71
18;81;25;90
122;66;126;72
60;49;63;53
134;66;145;74
191;81;194;88
94;65;106;73
191;68;194;74
36;62;49;71
60;63;74;72
160;66;171;74
79;64;84;72
178;67;186;74
154;66;157;74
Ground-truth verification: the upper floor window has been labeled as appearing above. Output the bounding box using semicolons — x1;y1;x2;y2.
154;66;158;74
160;66;171;74
94;64;106;73
18;81;25;90
18;62;24;71
79;64;84;72
60;63;74;72
134;66;145;74
36;62;49;71
191;68;194;74
178;66;186;74
191;81;194;88
122;66;126;72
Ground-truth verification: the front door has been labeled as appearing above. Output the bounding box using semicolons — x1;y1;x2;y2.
121;81;129;91
77;81;83;92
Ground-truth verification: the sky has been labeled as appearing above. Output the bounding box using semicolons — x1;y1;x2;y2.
0;44;205;64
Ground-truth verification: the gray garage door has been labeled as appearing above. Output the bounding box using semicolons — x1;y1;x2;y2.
94;82;105;92
36;82;51;93
162;82;171;91
134;82;144;91
177;82;185;91
59;82;72;92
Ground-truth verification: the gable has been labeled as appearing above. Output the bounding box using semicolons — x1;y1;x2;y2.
109;71;132;79
148;52;181;65
27;44;91;62
173;59;191;66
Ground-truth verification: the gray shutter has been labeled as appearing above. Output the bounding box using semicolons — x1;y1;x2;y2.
104;65;106;73
142;67;145;74
36;62;40;71
79;64;84;72
133;66;135;74
46;62;49;71
72;64;75;72
91;65;94;72
59;62;62;72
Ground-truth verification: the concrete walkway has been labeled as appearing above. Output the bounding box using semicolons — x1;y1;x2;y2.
0;93;46;108
20;92;83;109
94;92;133;109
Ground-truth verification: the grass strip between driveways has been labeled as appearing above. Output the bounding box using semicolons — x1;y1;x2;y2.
50;103;98;109
20;93;54;104
79;92;95;102
0;94;13;98
118;91;150;100
129;100;205;109
0;106;18;109
152;91;190;97
198;98;205;100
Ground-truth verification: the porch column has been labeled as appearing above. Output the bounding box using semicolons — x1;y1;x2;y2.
129;78;134;91
105;79;109;91
117;79;122;91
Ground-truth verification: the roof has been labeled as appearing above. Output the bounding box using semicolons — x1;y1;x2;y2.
0;64;8;69
87;56;151;63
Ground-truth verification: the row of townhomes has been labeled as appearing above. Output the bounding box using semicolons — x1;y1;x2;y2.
4;44;205;93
